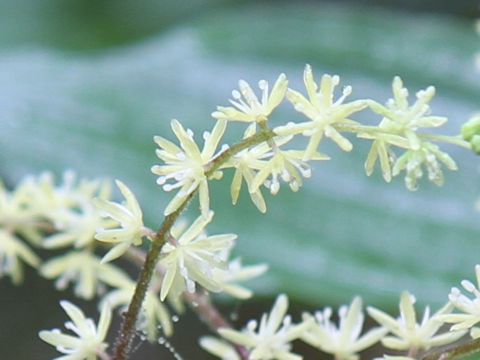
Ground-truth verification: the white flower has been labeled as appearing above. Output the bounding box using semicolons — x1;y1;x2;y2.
39;300;111;360
250;147;328;195
362;77;449;182
212;74;288;123
226;126;328;203
40;251;125;300
0;178;42;243
301;297;387;360
94;180;146;263
42;202;111;249
151;119;227;216
368;77;447;146
227;124;270;213
392;142;457;191
159;211;236;301
276;64;367;158
442;264;480;338
212;257;268;299
199;336;240;360
0;229;40;284
367;291;465;352
218;294;313;360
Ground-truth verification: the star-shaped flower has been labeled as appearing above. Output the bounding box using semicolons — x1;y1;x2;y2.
94;180;147;263
40;251;125;300
227;125;270;213
301;297;387;360
218;294;313;360
42;202;113;250
212;74;288;123
367;291;465;352
151;119;227;216
361;77;449;183
442;264;480;338
159;211;236;301
39;300;111;360
276;64;367;159
250;146;328;196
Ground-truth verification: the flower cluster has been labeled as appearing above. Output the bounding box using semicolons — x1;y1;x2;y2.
275;64;367;155
2;65;472;360
362;77;459;189
442;264;480;339
151;119;227;216
159;211;237;301
0;171;114;284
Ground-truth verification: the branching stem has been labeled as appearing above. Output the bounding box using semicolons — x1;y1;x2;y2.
112;126;275;360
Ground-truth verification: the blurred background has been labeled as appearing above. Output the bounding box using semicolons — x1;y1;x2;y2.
1;0;480;359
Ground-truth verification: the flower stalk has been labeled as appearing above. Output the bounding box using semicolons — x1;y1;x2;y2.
112;126;276;360
423;338;480;360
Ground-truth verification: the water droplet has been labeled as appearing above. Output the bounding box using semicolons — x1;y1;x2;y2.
172;315;179;323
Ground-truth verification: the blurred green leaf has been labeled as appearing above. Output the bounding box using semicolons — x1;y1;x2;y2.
0;0;239;50
1;3;480;312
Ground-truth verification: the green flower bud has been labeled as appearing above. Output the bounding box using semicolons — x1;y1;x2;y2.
471;135;480;155
461;114;480;141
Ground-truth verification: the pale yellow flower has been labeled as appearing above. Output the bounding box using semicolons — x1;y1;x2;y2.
159;211;236;301
250;146;328;195
0;179;42;243
442;264;480;338
39;300;111;360
219;294;314;360
151;119;227;216
392;142;457;191
301;297;387;360
199;336;240;360
276;64;367;159
94;180;147;263
212;257;268;299
226;125;270;213
40;251;125;300
0;228;40;284
212;74;288;122
367;291;465;352
362;77;449;183
42;202;111;249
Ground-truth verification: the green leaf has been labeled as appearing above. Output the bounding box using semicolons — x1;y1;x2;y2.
2;3;480;310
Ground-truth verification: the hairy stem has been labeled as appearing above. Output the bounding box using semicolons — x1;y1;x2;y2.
123;237;250;359
205;126;275;175
112;192;193;360
112;126;275;360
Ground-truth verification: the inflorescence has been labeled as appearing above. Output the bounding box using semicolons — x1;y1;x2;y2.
1;65;479;360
